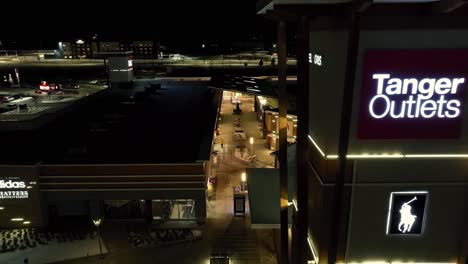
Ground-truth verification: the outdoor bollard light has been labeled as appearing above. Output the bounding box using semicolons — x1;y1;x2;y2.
241;172;247;192
249;137;254;155
92;218;103;258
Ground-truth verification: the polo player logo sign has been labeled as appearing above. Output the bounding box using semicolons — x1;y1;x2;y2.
386;191;428;235
398;196;417;233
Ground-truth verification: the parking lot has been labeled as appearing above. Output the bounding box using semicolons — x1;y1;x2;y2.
0;81;108;122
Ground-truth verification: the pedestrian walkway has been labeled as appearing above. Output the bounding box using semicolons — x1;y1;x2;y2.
55;91;277;264
214;93;275;169
208;92;277;264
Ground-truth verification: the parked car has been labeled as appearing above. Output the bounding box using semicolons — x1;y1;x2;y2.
4;96;15;102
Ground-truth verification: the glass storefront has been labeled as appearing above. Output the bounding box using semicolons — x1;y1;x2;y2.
152;199;196;221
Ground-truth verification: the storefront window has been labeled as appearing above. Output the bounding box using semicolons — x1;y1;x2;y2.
152;199;196;220
104;200;146;219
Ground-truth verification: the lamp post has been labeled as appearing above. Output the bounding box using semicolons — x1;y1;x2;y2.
249;137;254;155
92;218;103;258
241;172;247;192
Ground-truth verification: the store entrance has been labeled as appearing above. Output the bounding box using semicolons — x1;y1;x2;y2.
152;199;196;221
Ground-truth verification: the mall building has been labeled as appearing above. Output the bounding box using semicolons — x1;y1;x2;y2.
253;1;468;264
0;78;220;228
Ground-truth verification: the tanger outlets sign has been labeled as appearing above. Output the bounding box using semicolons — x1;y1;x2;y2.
358;50;468;139
0;180;28;199
370;74;464;119
386;191;428;235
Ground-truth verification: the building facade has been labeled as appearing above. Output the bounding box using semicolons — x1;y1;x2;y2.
257;1;468;264
60;40;158;59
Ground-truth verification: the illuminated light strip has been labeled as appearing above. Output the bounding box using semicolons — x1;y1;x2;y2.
292;199;298;212
11;218;24;222
336;262;389;264
23;221;31;225
307;235;319;264
386;191;428;235
405;154;468;158
246;88;261;92
308;135;325;157
391;263;456;264
337;262;456;264
347;154;404;159
309;134;468;159
348;262;388;264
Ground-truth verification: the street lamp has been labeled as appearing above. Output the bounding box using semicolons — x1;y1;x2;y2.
92;218;103;258
241;172;247;192
249;137;254;155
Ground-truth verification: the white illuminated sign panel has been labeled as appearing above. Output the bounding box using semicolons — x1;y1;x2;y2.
386;191;428;235
358;50;468;139
0;180;29;199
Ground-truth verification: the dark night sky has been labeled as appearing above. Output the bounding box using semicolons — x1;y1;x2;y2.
2;1;274;49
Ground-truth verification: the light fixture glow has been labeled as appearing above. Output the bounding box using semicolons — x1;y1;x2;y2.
11;218;24;222
336;261;457;264
241;172;246;182
292;199;298;212
347;154;404;159
246;88;261;92
249;137;254;145
23;221;31;225
308;134;468;160
405;154;468;158
92;218;102;226
308;135;325;157
307;235;319;264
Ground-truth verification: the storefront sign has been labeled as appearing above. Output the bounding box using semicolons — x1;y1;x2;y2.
0;180;28;199
0;191;28;199
309;52;323;66
358;50;468;139
0;180;26;189
386;191;428;235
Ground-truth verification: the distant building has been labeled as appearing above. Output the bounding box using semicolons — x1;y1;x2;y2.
99;42;120;53
132;41;156;59
60;40;159;59
61;40;94;59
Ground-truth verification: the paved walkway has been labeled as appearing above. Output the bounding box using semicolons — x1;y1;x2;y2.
54;92;276;264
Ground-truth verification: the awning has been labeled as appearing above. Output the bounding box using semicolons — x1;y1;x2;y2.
246;144;296;228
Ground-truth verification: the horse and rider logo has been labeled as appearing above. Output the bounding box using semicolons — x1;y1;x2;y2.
398;196;417;233
387;192;428;235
